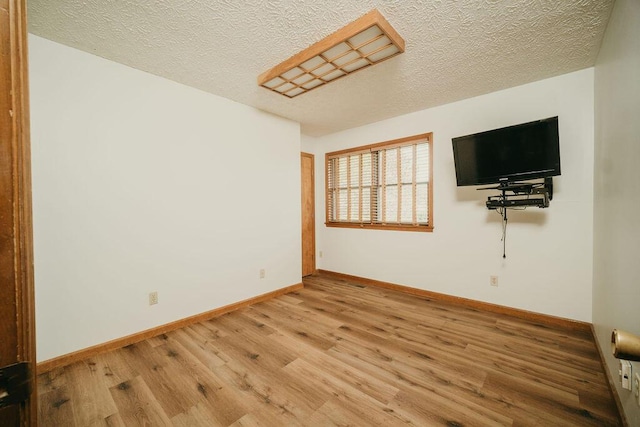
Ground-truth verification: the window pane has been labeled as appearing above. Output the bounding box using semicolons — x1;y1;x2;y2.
349;155;359;187
416;183;428;223
384;149;397;185
400;145;413;183
416;143;429;183
401;184;413;223
362;187;371;221
338;189;348;221
384;185;397;222
326;134;431;231
362;153;372;186
350;188;360;221
337;157;348;187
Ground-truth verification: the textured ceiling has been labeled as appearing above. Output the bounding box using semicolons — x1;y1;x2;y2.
27;0;614;136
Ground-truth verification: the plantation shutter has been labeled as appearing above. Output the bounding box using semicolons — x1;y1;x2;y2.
375;141;429;225
326;134;431;230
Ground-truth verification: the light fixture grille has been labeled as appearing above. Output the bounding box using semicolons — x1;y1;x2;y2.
258;10;405;98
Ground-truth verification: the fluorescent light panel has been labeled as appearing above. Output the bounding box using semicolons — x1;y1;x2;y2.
258;9;405;98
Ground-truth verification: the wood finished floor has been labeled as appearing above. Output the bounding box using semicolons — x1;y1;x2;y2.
38;275;621;426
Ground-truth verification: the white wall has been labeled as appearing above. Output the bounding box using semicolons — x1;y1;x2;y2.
300;134;318;155
593;0;640;424
311;69;595;322
29;35;301;362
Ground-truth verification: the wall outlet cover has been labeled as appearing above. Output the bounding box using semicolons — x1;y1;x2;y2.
622;360;632;390
149;291;158;306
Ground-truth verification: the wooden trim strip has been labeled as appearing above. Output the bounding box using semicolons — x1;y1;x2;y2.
37;282;304;374
301;152;316;276
317;270;591;332
427;135;434;228
3;0;37;423
326;133;431;159
590;324;628;427
412;143;417;225
396;146;401;223
325;222;433;232
257;9;405;85
358;154;363;223
381;149;387;223
325;155;331;226
346;154;351;220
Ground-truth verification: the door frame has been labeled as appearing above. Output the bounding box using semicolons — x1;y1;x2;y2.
0;0;37;424
301;152;316;276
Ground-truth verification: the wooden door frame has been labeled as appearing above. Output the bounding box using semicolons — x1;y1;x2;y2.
301;152;316;276
1;0;37;424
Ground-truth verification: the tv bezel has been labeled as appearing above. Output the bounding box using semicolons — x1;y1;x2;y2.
452;117;560;187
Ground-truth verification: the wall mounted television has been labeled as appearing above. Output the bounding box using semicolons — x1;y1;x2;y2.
452;116;561;186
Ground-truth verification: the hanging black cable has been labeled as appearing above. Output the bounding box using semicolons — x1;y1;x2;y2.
500;187;508;258
483;178;553;258
501;208;507;258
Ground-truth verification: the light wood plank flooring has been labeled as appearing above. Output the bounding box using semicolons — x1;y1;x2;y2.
38;275;622;426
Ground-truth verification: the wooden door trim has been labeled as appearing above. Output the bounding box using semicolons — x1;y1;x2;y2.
1;0;37;424
301;152;316;276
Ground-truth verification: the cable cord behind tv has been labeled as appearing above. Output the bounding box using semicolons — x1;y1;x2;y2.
501;208;507;258
487;179;549;258
495;205;524;258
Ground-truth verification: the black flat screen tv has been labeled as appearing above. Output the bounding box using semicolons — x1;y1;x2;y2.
452;117;560;186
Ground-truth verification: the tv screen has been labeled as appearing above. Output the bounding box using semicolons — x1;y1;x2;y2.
452;117;560;186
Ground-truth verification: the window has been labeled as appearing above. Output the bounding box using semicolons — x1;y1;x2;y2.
326;133;433;232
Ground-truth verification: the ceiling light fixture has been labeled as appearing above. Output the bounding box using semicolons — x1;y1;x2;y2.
258;9;405;98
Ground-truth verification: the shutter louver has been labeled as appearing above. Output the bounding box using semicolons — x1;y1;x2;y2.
326;134;431;230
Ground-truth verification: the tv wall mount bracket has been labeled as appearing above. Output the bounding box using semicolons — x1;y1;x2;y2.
478;177;553;258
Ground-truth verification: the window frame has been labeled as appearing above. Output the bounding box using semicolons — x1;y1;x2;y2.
325;133;433;232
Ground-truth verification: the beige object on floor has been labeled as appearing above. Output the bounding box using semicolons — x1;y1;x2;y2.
611;329;640;361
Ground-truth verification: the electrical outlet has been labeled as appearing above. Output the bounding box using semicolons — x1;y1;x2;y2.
260;269;265;279
149;291;158;306
490;275;499;287
621;360;632;390
634;373;640;405
319;251;323;258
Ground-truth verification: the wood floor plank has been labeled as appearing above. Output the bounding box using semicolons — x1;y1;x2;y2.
307;399;385;427
38;386;75;427
331;321;488;388
65;360;119;426
326;336;520;425
38;274;622;426
483;371;619;426
171;402;226;427
117;341;198;418
282;358;407;426
247;303;339;351
388;388;512;427
579;387;625;425
169;328;227;370
93;350;139;389
443;318;603;375
108;376;173;426
275;333;400;405
229;408;300;427
464;342;606;395
210;362;314;426
102;412;126;427
154;338;248;425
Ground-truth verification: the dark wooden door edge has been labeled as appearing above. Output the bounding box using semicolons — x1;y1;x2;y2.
0;0;37;424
